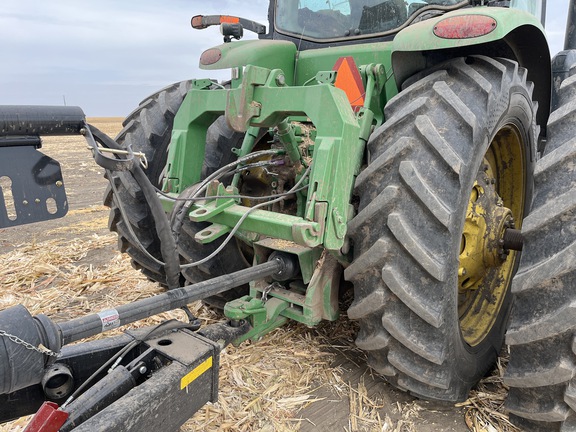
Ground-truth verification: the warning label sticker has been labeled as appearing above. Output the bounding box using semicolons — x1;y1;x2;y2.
97;309;120;332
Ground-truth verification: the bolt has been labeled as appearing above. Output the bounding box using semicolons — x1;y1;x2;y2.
458;267;467;276
80;128;86;136
34;198;40;204
276;74;286;86
56;181;63;187
139;366;147;375
22;200;28;205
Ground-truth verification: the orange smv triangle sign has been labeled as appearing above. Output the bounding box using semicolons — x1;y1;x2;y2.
333;56;365;112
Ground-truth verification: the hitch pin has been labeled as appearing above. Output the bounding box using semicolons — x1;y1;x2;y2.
261;284;273;303
87;146;149;169
261;282;283;302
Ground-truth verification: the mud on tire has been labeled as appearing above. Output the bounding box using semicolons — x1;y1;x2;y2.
504;74;576;431
345;56;538;402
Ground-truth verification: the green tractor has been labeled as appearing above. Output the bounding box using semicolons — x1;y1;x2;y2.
103;0;558;425
3;0;576;430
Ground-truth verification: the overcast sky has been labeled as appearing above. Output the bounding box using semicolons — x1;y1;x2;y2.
0;0;570;117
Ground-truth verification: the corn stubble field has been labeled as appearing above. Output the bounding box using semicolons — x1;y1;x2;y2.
0;118;518;431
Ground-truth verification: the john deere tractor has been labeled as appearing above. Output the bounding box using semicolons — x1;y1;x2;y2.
1;0;576;430
105;0;550;420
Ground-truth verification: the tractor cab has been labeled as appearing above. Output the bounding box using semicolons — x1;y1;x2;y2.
194;0;546;51
273;0;461;42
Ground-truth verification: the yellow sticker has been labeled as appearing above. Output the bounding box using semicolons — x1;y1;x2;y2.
180;356;213;390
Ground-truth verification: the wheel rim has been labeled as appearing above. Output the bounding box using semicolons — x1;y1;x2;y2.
458;124;526;347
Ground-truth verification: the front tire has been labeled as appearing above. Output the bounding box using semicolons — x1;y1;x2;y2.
345;56;537;401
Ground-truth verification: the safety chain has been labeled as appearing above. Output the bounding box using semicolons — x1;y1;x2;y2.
0;330;59;357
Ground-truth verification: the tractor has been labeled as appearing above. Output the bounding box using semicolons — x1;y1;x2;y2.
0;0;574;430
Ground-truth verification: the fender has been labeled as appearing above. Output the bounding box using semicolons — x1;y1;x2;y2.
391;7;551;131
199;40;297;85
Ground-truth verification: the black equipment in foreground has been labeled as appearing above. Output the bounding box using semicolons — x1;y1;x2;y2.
0;254;297;431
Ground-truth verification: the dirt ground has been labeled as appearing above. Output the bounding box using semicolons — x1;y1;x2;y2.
0;119;515;431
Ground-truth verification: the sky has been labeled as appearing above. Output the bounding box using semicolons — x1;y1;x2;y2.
0;0;570;117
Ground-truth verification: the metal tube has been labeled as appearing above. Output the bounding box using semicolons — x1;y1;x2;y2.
0;106;85;136
565;0;576;50
58;259;283;344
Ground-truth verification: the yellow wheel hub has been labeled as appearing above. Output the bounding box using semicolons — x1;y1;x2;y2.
459;125;526;347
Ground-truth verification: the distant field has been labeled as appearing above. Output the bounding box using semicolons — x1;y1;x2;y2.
86;117;124;134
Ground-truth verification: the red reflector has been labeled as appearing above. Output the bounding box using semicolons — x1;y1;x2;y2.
200;48;222;66
433;15;497;39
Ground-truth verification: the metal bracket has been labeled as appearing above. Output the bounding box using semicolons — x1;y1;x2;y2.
226;65;270;132
0;145;67;228
224;296;288;344
188;183;238;222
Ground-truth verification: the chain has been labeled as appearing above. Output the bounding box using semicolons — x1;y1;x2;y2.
0;330;59;357
261;282;283;303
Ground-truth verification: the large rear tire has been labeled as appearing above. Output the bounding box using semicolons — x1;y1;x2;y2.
105;82;248;292
345;56;537;401
504;74;576;431
105;81;190;284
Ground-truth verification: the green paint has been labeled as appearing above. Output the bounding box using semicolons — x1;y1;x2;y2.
200;40;297;86
392;7;545;52
225;296;289;344
164;4;546;335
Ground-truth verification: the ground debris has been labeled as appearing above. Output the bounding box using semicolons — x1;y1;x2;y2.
457;356;519;432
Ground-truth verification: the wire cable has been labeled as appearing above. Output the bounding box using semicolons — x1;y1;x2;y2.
105;150;286;269
169;150;284;244
155;184;309;202
179;164;312;269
